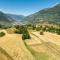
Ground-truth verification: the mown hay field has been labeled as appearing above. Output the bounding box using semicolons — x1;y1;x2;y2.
0;29;60;60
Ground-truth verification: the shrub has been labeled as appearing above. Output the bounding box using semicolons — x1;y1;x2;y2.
15;25;31;40
0;32;5;37
42;26;46;31
0;24;3;28
22;28;31;40
40;30;44;35
15;26;25;34
15;25;20;29
36;27;40;31
22;33;30;40
15;29;20;34
15;29;23;34
32;25;36;30
3;27;8;29
56;28;60;35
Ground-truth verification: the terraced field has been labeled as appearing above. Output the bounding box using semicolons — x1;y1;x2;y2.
0;30;60;60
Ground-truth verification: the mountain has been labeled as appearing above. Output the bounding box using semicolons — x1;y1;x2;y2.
0;11;25;26
0;11;13;26
6;14;25;21
6;14;25;25
0;4;60;25
24;4;60;24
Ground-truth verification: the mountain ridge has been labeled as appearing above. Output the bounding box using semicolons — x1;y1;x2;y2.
0;11;25;26
23;4;60;24
6;14;25;21
0;4;60;25
0;11;13;26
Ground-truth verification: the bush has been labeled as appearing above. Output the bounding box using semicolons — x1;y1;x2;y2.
32;25;36;30
22;33;30;40
15;29;20;34
56;29;60;35
0;32;5;37
15;26;25;34
36;27;40;31
22;28;31;40
40;30;44;35
15;25;20;29
15;29;23;34
15;25;31;40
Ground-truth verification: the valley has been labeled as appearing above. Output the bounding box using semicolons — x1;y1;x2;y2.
0;1;60;60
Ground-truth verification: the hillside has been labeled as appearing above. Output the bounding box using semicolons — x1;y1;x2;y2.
0;29;60;60
0;11;25;26
6;14;25;25
0;30;34;60
24;4;60;24
6;14;25;21
0;11;13;26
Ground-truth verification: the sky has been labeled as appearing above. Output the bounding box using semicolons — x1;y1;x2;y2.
0;0;60;16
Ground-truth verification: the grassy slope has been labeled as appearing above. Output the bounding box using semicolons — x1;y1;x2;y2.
25;31;60;60
0;30;34;60
0;29;60;60
24;41;50;60
0;47;13;60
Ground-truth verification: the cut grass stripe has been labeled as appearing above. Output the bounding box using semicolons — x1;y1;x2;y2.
0;47;13;60
24;41;50;60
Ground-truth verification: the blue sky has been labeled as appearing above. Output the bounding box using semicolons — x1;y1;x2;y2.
0;0;60;16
